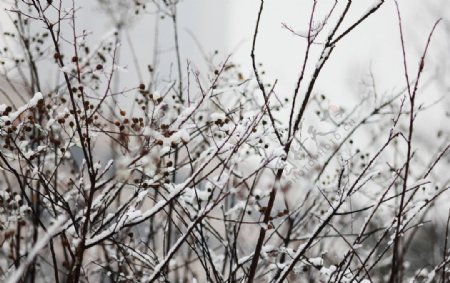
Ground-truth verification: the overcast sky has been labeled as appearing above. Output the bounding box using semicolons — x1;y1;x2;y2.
1;0;448;135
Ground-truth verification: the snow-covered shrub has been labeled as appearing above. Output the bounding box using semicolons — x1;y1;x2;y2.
0;1;448;282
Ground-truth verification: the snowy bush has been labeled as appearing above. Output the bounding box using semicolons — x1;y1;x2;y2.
0;1;449;282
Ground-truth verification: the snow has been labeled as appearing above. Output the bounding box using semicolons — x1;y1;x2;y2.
210;112;226;121
102;159;114;174
152;91;161;100
46;118;55;130
315;46;332;69
178;129;190;143
195;189;211;201
28;92;43;107
93;161;102;171
225;201;246;216
166;130;191;144
267;145;287;159
308;257;323;267
23;149;35;159
1;92;44;125
171;105;197;129
136;190;149;203
160;146;171;156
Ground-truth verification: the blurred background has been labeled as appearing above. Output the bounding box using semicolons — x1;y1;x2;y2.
1;0;448;129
